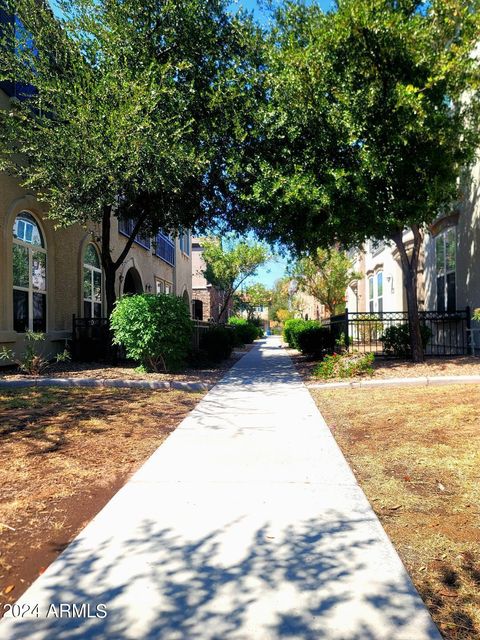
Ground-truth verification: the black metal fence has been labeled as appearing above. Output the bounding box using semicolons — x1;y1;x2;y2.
72;315;111;361
72;316;234;362
322;308;471;357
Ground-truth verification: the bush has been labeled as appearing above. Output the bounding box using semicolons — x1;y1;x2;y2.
380;323;432;358
283;318;309;348
248;316;265;338
295;325;335;358
199;326;235;362
314;352;375;380
227;317;259;345
351;314;385;343
110;294;192;371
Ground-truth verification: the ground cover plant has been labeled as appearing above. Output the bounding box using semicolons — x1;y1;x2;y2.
312;385;480;639
314;352;374;379
0;386;202;614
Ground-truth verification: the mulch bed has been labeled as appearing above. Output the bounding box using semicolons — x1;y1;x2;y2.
287;347;480;384
0;386;203;616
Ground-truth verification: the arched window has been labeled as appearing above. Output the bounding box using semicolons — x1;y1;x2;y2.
13;212;47;332
83;244;102;318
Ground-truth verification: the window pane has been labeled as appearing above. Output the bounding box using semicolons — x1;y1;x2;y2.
84;244;100;268
437;275;445;313
84;300;92;318
377;272;383;298
13;289;28;332
369;277;374;300
13;244;29;287
435;235;445;275
83;267;92;300
377;297;383;313
13;212;43;247
32;251;46;291
93;303;102;318
33;292;46;332
447;272;456;312
93;271;101;302
445;229;456;273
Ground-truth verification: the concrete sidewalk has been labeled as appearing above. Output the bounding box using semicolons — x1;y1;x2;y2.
1;337;441;640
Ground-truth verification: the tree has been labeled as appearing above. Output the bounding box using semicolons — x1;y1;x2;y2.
201;235;270;322
0;0;263;316
233;0;480;361
292;248;360;316
235;282;272;320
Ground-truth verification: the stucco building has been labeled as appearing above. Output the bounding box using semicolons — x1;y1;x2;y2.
191;238;233;322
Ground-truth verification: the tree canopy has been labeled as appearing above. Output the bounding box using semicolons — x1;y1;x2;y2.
229;0;480;359
0;0;264;313
201;235;270;321
292;248;360;316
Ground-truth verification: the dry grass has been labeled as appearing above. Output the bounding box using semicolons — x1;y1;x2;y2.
311;384;480;639
0;387;202;611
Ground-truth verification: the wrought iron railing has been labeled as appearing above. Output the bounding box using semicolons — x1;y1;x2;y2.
322;308;471;357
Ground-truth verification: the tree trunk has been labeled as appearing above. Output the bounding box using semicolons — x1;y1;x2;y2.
391;226;424;363
101;206;117;319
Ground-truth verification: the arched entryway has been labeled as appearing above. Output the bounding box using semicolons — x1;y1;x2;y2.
122;267;143;295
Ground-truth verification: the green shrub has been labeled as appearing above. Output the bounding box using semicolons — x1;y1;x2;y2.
380;323;432;358
110;294;193;371
227;317;258;345
248;316;265;338
283;318;309;348
296;325;335;357
473;308;480;322
314;352;375;380
200;326;234;362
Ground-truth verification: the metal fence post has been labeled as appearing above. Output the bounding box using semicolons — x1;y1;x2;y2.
344;308;350;351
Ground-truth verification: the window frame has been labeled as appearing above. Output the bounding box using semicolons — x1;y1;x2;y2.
83;244;103;318
12;211;47;333
435;227;456;313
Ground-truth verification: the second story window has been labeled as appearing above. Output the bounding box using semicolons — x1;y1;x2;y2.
118;218;151;250
179;230;191;256
154;232;175;266
435;227;456;313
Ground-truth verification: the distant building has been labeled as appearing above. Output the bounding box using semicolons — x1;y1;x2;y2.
191;238;233;322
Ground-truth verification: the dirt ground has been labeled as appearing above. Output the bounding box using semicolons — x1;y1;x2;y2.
0;387;203;616
0;346;253;386
288;348;480;383
311;384;480;640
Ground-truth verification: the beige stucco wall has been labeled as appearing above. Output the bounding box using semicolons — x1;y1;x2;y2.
174;236;192;310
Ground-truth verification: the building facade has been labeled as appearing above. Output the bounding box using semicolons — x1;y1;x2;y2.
191;238;233;322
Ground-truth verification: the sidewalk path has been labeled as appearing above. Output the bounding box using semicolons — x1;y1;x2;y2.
1;337;440;640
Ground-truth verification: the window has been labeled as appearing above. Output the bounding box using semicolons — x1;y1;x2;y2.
155;278;172;295
179;230;191;256
12;212;46;332
369;239;386;257
435;228;456;313
377;272;383;313
368;276;374;312
118;217;151;250
155;231;175;266
83;244;102;318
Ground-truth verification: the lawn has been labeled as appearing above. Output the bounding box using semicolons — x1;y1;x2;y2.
311;384;480;640
0;387;202;614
